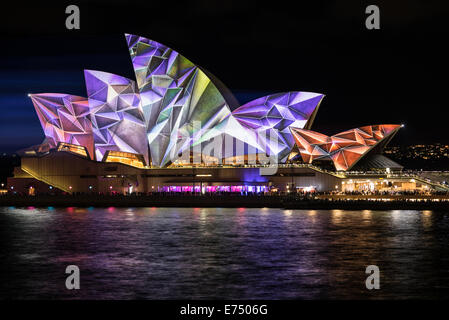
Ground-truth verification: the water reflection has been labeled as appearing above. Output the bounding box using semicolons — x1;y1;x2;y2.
421;210;433;229
283;210;293;224
0;207;448;299
198;208;208;228
362;210;372;224
331;209;343;224
308;210;317;216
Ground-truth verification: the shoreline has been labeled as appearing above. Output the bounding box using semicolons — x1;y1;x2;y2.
1;195;448;211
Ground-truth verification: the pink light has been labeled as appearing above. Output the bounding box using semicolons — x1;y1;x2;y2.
231;186;243;192
109;186;113;189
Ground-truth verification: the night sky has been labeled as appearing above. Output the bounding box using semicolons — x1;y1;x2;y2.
0;0;448;153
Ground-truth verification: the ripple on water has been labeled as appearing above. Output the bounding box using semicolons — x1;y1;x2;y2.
0;207;448;299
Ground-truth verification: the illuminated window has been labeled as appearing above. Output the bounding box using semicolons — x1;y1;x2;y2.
104;151;145;168
57;143;88;158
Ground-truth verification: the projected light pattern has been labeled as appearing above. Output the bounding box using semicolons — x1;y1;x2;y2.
290;125;401;171
30;93;94;159
191;111;265;164
232;92;324;162
126;33;234;167
29;33;395;171
84;70;148;165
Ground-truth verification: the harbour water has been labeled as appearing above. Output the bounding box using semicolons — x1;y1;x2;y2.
1;206;448;299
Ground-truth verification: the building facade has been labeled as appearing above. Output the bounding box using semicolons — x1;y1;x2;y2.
9;34;445;195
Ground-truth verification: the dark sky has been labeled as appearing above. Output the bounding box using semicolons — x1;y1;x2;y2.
0;0;448;153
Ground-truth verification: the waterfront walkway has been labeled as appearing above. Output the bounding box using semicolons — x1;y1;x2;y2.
1;194;448;211
316;193;449;201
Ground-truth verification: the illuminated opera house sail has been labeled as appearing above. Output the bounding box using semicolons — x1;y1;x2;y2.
10;33;426;195
290;125;401;171
28;33;327;168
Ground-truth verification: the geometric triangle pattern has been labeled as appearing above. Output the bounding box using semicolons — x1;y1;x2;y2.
29;93;94;159
126;33;233;167
290;124;401;171
125;34;324;166
191;110;266;163
84;70;149;165
232;92;324;162
28;33;355;170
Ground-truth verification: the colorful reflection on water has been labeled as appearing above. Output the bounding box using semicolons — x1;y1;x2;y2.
0;207;448;299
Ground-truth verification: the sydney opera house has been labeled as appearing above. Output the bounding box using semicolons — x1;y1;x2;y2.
7;34;439;195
